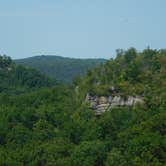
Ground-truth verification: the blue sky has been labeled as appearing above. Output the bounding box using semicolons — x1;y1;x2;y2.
0;0;166;59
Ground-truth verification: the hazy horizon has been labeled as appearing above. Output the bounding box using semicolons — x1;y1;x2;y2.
13;54;109;60
0;0;166;59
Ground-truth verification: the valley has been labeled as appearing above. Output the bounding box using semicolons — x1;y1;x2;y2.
0;48;165;165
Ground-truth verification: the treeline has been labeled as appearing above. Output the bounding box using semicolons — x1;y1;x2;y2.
74;48;166;99
0;48;165;165
15;55;106;83
0;55;56;94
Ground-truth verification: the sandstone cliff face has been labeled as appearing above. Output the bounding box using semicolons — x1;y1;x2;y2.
85;93;143;115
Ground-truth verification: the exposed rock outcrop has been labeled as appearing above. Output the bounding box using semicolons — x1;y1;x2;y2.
85;93;144;115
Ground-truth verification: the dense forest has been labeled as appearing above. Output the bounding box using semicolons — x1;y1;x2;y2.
15;55;106;83
0;48;165;165
0;55;56;94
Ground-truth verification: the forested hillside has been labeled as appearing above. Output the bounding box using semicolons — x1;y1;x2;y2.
0;48;165;165
15;55;106;83
0;55;56;94
75;48;166;98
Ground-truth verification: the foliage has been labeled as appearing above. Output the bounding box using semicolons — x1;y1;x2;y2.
0;55;56;94
75;48;166;98
15;55;106;83
0;48;165;165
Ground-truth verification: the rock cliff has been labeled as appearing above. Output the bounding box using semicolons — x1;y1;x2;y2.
85;93;143;115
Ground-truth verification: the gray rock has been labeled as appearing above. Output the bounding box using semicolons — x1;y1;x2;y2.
85;93;144;115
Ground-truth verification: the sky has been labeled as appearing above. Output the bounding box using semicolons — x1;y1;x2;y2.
0;0;166;59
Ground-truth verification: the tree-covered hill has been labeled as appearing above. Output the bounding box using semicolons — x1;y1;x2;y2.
0;49;165;165
0;55;56;94
15;55;106;83
75;48;166;100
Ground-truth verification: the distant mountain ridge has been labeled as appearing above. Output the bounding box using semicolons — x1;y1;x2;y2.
15;55;107;83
